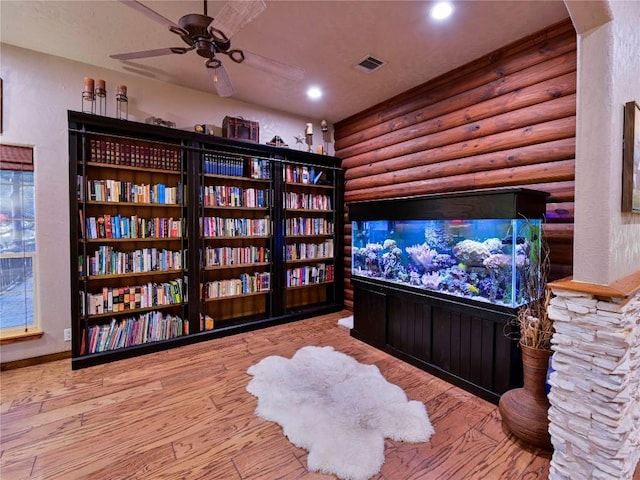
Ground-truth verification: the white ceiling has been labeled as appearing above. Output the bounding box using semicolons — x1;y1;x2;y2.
0;0;570;124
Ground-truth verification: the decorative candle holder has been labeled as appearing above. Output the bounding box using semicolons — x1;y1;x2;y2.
116;84;128;120
82;77;95;114
94;79;107;116
305;123;313;153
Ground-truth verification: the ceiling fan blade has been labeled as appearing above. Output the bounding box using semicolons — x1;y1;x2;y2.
241;51;305;82
110;47;192;60
210;0;267;39
118;0;183;33
207;63;234;97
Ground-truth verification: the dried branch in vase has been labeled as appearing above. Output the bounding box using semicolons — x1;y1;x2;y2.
516;236;554;350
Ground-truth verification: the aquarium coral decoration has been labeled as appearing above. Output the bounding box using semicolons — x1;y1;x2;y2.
405;244;438;269
421;272;441;289
453;239;491;265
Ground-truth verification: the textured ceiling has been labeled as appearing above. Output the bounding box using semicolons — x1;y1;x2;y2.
0;0;570;123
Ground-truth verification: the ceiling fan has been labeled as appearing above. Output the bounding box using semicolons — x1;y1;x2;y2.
110;0;304;97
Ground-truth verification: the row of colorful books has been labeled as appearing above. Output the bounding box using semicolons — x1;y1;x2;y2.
285;217;334;236
201;185;269;208
284;165;324;184
285;240;334;261
80;246;184;276
284;192;332;210
87;179;182;204
202;245;270;267
81;279;186;315
89;137;182;172
286;264;334;287
201;272;271;299
202;216;271;237
83;214;183;240
81;311;187;354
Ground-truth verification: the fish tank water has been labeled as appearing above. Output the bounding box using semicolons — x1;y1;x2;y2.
351;218;542;308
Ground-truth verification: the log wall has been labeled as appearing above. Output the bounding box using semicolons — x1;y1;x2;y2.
334;19;576;310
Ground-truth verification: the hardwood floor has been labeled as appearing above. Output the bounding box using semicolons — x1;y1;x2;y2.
1;311;552;480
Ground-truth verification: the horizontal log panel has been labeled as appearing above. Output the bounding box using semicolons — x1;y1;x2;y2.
335;23;575;138
549;242;573;264
344;299;353;311
344;288;353;301
344;160;575;203
525;181;575;202
550;264;573;282
343;94;576;175
343;116;576;178
337;61;576;157
543;223;574;242
346;138;575;191
337;72;576;160
546;202;574;223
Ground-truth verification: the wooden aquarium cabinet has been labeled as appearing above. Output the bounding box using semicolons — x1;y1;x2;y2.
348;188;549;403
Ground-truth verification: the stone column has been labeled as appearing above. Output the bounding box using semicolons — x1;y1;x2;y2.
547;288;640;480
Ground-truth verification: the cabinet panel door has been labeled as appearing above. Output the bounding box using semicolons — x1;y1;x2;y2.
353;286;386;346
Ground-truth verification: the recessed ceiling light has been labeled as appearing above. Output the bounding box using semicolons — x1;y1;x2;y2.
430;2;453;20
307;86;323;100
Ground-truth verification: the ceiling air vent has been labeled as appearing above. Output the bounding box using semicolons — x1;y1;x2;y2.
354;55;386;73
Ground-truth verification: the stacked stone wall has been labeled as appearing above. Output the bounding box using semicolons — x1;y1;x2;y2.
547;289;640;479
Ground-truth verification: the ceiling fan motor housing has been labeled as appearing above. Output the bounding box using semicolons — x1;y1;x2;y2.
178;13;231;58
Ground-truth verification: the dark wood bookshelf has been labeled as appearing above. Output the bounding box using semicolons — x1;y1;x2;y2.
69;110;343;369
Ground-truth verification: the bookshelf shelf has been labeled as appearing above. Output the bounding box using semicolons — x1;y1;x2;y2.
285;209;336;214
85;162;182;175
82;303;187;319
203;290;270;302
203;206;270;211
286;281;334;290
69;111;343;369
203;173;270;183
286;182;334;189
203;235;271;240
285;258;333;264
86;201;183;207
204;262;270;270
84;270;185;280
85;237;184;243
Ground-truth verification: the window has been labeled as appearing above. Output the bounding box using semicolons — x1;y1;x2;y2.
0;145;36;332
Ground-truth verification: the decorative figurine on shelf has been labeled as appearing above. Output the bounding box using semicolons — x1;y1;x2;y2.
305;123;313;152
294;135;305;150
267;135;288;147
321;119;329;155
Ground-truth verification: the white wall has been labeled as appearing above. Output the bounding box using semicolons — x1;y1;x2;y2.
568;0;640;285
0;44;331;362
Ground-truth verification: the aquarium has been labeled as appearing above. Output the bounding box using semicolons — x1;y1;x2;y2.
351;218;542;308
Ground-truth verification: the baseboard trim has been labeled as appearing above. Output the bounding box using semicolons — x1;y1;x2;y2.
1;351;71;371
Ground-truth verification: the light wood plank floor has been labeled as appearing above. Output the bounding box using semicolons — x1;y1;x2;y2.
1;311;553;480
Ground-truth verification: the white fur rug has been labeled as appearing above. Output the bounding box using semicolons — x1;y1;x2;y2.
246;345;434;480
337;315;354;329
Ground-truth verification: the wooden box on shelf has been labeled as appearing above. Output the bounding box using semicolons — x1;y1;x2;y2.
222;116;259;143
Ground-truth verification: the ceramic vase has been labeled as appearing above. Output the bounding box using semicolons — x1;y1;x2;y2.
498;343;553;450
